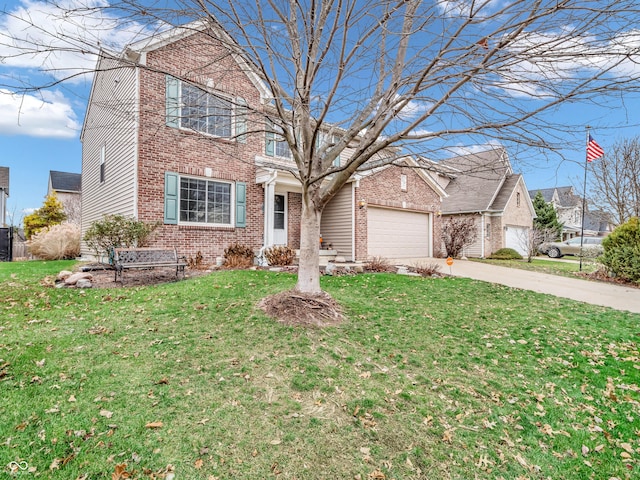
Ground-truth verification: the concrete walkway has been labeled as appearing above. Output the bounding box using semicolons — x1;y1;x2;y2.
391;257;640;314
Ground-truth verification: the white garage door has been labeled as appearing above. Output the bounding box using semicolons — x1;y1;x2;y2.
367;207;430;259
505;226;528;256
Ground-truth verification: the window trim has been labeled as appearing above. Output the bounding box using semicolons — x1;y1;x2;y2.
178;175;235;227
166;76;244;141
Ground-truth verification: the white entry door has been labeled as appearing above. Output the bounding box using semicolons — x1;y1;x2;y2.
273;194;287;245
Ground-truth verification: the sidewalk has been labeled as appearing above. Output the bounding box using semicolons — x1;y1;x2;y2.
392;257;640;314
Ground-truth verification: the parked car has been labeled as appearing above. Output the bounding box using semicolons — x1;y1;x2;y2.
538;236;604;258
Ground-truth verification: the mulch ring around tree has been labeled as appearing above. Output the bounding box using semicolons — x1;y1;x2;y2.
258;289;345;328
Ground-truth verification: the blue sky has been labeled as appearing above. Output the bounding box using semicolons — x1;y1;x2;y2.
1;0;639;225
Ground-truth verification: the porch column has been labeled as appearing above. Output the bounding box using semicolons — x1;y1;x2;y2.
264;180;275;247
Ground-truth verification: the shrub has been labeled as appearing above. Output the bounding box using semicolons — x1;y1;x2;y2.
186;251;206;269
223;243;255;268
83;214;159;260
601;217;640;284
23;192;67;239
264;245;296;266
411;262;442;277
488;248;523;260
27;223;80;260
441;217;477;258
365;256;395;273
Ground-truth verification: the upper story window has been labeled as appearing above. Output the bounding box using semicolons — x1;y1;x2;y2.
100;144;106;183
516;192;521;207
265;123;292;159
166;76;245;141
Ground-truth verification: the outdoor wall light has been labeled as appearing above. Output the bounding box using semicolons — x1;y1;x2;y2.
358;200;367;209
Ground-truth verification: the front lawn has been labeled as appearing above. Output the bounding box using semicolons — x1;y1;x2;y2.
476;257;602;277
1;261;638;479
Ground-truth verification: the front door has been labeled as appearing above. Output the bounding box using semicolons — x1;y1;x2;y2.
273;194;287;245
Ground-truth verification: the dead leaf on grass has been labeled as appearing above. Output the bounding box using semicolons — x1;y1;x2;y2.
100;409;114;419
145;421;163;429
112;463;132;479
194;458;204;469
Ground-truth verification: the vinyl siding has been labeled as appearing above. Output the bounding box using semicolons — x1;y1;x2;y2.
321;183;354;260
80;57;138;258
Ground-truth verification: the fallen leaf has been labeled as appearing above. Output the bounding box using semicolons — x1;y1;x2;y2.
68;395;77;403
442;429;454;443
50;458;61;471
145;421;163;429
100;410;114;419
620;443;634;454
36;359;45;367
269;439;282;445
112;463;132;479
582;445;590;456
194;459;204;470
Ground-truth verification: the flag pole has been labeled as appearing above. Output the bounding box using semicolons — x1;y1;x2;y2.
579;126;590;272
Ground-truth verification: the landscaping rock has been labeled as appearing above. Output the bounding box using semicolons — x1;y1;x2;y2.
325;262;337;275
354;265;364;273
396;266;409;275
64;272;94;286
76;279;93;289
57;270;73;281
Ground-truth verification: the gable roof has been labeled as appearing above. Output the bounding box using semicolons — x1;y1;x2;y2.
439;148;512;214
49;171;81;193
528;186;581;208
0;166;8;195
124;20;271;102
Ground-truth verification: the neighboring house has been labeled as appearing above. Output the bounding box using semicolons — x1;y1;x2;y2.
431;148;535;257
527;186;613;239
48;171;82;224
0;167;8;226
80;21;445;263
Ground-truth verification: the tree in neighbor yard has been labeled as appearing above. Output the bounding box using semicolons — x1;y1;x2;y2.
3;1;640;296
441;217;477;258
587;137;640;226
532;191;563;241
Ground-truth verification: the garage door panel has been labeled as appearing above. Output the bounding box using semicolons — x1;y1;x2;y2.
367;207;430;258
505;226;528;256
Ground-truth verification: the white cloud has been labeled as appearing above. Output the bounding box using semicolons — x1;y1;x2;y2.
0;88;80;138
0;0;155;83
445;141;503;156
435;0;503;18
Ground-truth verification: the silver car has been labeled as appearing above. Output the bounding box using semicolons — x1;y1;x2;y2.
538;236;604;258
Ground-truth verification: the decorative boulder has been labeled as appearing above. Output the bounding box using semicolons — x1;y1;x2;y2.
76;279;93;289
57;270;74;281
64;272;94;286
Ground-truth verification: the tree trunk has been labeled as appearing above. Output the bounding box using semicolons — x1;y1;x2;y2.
295;198;322;294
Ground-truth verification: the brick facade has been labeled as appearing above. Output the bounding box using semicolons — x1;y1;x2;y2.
136;32;265;262
354;165;443;260
287;192;302;249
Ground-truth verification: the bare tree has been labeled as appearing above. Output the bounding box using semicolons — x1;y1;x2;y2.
588;137;640;226
3;1;640;294
441;217;477;258
517;226;557;263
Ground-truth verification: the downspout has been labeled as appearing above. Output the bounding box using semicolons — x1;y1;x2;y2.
480;213;485;258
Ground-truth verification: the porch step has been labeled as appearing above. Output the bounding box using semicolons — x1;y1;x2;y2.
295;249;338;266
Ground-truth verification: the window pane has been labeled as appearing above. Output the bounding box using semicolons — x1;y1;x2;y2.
207;181;231;224
180;178;207;223
208;96;232;137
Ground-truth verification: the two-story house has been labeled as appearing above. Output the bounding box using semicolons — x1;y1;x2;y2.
81;21;445;263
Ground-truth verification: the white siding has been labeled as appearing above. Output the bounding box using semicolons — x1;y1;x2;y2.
321;184;354;260
81;57;138;258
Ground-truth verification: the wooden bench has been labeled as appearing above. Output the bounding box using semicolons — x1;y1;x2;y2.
112;247;187;283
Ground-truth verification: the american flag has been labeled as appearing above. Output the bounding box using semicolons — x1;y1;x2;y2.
587;135;604;162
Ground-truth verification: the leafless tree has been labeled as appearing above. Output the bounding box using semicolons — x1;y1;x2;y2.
441;217;477;258
3;1;640;293
517;226;557;263
587;137;640;226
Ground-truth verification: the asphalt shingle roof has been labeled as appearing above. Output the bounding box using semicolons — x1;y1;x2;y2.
439;148;512;214
0;167;8;195
49;171;81;193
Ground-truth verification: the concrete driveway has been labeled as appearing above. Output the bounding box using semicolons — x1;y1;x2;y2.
392;257;640;314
